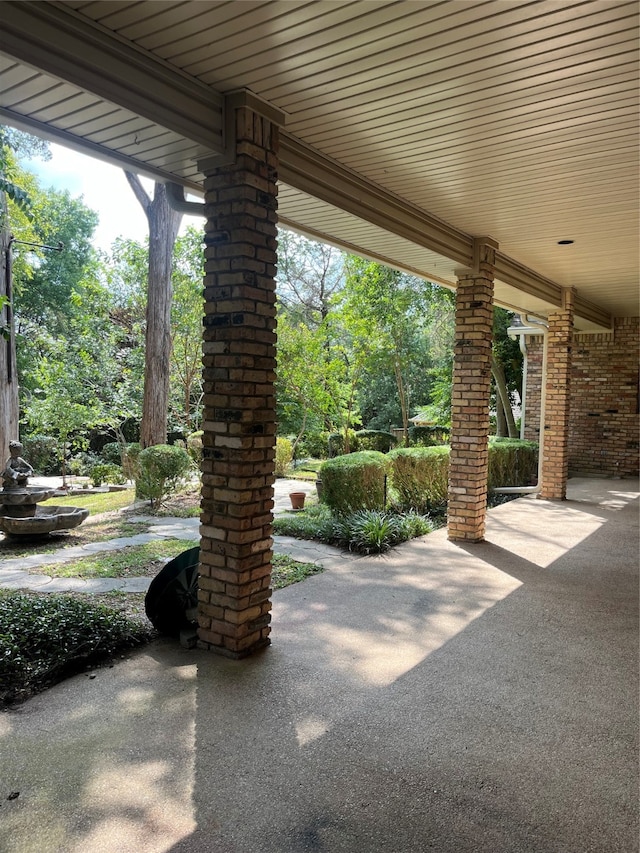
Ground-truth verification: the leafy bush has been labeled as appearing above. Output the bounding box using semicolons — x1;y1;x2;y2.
20;434;59;475
122;442;141;482
136;444;192;508
275;436;293;477
327;430;358;457
354;429;397;453
100;442;122;465
273;504;432;554
186;431;203;465
0;591;150;706
488;438;538;489
89;462;126;487
319;451;389;514
296;431;330;459
68;450;101;477
408;425;450;447
389;445;450;513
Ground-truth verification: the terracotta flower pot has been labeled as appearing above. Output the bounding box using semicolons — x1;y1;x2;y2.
289;491;306;510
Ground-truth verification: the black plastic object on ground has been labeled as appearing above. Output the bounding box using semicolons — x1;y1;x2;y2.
145;546;199;636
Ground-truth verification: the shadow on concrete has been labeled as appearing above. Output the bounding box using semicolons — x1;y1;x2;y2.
1;480;638;852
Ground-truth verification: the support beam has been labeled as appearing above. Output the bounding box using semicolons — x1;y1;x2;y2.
0;1;225;155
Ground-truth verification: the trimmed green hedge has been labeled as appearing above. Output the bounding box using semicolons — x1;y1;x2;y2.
389;445;450;512
354;429;397;453
389;440;538;512
319;451;389;514
487;438;538;490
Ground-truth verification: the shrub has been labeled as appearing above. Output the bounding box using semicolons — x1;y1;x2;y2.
136;444;192;508
186;431;203;465
275;436;293;477
327;430;361;457
20;434;59;475
273;505;432;554
354;429;397;453
408;424;450;447
297;431;331;459
319;451;389;514
89;462;126;487
122;442;141;482
389;446;450;513
0;591;150;706
68;450;101;477
488;438;538;489
100;442;122;465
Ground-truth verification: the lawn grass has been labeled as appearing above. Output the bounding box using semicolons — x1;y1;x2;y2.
40;489;136;514
30;538;200;578
272;553;323;588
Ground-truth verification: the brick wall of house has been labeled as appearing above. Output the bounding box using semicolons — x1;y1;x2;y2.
523;317;639;478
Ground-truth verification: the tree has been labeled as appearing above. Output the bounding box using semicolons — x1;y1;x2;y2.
125;174;183;447
492;308;523;437
276;230;344;327
0;130;51;462
169;227;205;434
342;258;432;445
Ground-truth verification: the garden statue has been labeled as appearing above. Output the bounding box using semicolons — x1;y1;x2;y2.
2;440;34;489
0;439;89;537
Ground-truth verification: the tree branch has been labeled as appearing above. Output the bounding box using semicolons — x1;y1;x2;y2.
124;171;151;218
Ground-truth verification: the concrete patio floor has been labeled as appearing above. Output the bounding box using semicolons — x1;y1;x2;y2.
1;478;638;853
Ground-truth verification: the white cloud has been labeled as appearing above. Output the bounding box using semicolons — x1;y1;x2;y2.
26;143;202;252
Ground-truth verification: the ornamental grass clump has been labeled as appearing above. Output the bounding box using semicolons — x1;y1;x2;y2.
319;451;389;514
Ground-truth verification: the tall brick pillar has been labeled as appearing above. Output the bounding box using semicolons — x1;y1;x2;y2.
197;102;280;658
447;238;496;543
539;288;575;500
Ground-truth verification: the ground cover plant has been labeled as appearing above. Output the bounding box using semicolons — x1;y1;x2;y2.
273;504;434;554
0;590;151;706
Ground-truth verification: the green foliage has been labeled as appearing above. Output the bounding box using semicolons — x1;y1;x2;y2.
186;431;203;465
122;442;141;482
99;442;122;465
20;433;58;475
319;451;389;514
275;436;294;477
0;590;150;706
89;462;125;487
271;553;324;589
135;444;192;508
488;438;538;489
389;446;451;513
408;424;450;446
353;429;397;453
327;430;358;456
296;431;330;459
273;504;432;554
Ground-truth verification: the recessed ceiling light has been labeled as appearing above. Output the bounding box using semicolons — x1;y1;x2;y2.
557;239;574;245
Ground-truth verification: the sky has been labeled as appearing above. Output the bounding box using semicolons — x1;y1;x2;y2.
26;142;202;252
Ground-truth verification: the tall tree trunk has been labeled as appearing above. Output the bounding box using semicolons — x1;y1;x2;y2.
125;174;183;447
0;225;19;462
492;354;518;438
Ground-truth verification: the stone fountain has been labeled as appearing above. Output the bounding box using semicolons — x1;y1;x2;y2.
0;441;89;538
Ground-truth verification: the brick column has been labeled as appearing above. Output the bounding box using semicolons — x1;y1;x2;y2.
448;239;496;543
197;105;279;658
539;288;575;500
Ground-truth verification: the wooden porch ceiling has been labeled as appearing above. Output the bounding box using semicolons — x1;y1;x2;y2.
0;0;637;330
